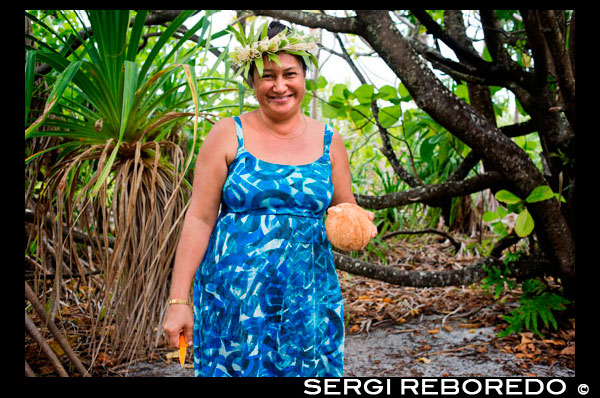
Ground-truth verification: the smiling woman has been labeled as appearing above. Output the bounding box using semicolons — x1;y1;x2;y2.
253;53;306;124
162;19;377;377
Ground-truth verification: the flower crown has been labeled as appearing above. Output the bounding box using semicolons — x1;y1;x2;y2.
227;20;318;80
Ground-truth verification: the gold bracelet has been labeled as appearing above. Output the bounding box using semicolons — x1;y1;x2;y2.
169;299;190;306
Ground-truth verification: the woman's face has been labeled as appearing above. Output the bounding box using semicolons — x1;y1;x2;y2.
252;53;306;120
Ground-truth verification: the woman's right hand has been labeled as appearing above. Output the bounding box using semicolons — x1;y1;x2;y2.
163;303;194;348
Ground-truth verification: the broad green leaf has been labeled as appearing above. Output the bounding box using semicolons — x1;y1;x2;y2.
378;105;401;128
555;193;567;203
495;189;522;205
332;83;352;100
482;211;499;223
349;104;370;123
316;75;328;89
354;84;375;104
377;85;397;101
525;185;554;203
398;82;410;98
419;137;436;162
429;132;446;144
496;206;509;218
515;209;534;237
305;79;318;91
322;101;340;119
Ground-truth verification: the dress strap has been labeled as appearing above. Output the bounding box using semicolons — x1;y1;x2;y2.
323;124;334;155
233;116;244;148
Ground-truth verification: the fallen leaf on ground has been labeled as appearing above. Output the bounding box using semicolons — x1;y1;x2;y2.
560;344;575;356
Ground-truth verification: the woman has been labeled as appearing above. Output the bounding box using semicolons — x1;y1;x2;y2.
163;21;377;377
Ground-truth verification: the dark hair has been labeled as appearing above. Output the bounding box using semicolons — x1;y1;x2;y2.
247;21;308;87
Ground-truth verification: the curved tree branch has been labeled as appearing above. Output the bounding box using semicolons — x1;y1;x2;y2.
251;9;359;33
412;10;535;93
409;9;485;69
355;172;504;210
382;228;461;252
334;251;501;287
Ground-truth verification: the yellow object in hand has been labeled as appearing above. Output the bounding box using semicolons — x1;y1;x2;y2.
178;334;188;367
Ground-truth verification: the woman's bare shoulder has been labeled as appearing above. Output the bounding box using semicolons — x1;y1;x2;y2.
206;117;235;139
200;117;238;164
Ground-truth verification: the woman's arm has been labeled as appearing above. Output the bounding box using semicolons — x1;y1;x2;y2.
328;128;377;238
163;118;236;347
329;129;356;207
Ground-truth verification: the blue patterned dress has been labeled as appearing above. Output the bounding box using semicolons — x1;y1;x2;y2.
192;116;344;377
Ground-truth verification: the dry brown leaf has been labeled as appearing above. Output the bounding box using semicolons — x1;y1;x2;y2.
515;353;535;359
542;339;566;346
47;339;64;357
560;344;575;356
459;323;481;329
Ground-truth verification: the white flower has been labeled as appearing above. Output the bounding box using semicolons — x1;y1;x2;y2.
228;24;318;74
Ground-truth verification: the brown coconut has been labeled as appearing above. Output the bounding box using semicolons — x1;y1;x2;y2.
325;203;372;251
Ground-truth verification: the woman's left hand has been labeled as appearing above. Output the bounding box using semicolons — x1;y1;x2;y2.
365;210;378;238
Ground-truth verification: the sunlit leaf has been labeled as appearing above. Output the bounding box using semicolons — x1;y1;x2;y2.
525;185;554;203
495;190;522;205
515;209;534;237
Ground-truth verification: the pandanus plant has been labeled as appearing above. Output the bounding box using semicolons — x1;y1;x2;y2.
25;10;232;367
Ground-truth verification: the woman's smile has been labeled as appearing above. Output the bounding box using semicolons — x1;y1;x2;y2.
268;93;295;103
